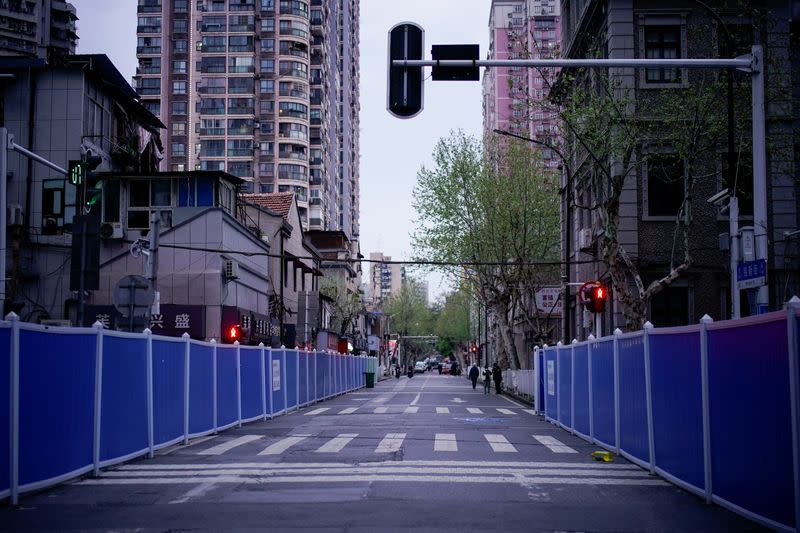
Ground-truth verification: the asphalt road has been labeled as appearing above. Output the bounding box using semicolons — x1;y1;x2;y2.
1;373;764;532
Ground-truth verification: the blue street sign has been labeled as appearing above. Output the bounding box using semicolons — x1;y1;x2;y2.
736;259;767;290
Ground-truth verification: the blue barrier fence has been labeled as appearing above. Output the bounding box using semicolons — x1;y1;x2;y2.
535;304;800;532
0;318;376;504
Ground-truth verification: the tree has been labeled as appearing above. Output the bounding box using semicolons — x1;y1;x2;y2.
411;131;560;369
320;276;363;337
433;286;471;357
384;278;435;363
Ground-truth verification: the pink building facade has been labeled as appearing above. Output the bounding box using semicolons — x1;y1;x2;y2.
483;0;561;169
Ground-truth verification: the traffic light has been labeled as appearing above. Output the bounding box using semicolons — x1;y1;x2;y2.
580;281;608;313
82;153;103;209
69;159;86;185
471;342;478;354
224;324;243;344
387;22;424;119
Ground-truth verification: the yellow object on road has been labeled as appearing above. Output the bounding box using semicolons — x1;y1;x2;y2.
591;450;615;462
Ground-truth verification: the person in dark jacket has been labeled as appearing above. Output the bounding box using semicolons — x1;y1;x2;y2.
492;363;503;394
482;366;492;394
468;364;480;389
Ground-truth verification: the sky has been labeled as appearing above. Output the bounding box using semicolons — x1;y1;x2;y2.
70;0;491;302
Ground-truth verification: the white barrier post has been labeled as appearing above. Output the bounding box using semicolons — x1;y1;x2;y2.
211;339;218;433
785;296;799;530
145;328;154;458
533;346;540;413
7;312;19;505
542;344;549;418
267;348;274;418
295;350;300;411
305;350;309;405
281;346;287;414
235;341;242;428
613;328;622;454
182;333;190;445
700;314;714;503
556;341;562;425
570;339;577;434
313;350;317;402
643;322;656;475
259;343;266;420
587;334;595;443
92;321;104;476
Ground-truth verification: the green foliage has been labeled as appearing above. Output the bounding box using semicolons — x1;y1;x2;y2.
320;276;363;337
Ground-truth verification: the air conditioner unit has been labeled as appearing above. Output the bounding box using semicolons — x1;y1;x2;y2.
578;228;593;250
223;259;239;280
6;204;22;226
100;222;124;240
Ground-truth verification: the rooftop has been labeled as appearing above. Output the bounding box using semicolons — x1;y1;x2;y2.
241;193;295;220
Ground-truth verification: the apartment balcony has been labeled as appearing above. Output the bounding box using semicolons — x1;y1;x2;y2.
136;24;162;34
136;2;161;14
136;46;161;55
1;0;36;17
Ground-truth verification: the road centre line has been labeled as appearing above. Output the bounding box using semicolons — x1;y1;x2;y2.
316;433;358;453
197;435;262;456
375;433;406;453
410;393;421;405
434;433;458;452
258;435;310;456
82;476;667;487
533;435;578;454
118;460;640;470
103;467;649;478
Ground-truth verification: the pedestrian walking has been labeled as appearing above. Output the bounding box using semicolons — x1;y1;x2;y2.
492;363;503;395
482;366;492;394
468;363;480;390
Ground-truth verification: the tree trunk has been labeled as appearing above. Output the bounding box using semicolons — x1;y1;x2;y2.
493;302;522;370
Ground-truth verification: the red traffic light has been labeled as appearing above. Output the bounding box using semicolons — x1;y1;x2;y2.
471;342;478;353
224;324;243;343
579;281;607;313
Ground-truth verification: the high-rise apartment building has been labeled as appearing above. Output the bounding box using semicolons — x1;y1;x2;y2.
134;0;359;237
0;0;77;59
483;0;560;169
368;252;402;307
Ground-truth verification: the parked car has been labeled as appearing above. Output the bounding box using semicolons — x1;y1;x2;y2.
414;361;427;373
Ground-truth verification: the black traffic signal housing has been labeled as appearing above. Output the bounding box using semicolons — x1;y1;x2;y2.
68;159;86;186
580;281;608;313
224;324;244;344
387;22;424;119
82;153;103;210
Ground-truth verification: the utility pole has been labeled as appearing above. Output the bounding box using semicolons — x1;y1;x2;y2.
146;212;160;317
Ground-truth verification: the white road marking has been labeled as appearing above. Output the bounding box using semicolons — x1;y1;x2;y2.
375;433;406;453
404;406;419;414
257;435;310;456
104;467;648;478
410;393;421;405
304;407;330;416
117;460;640;470
436;407;450;414
451;397;466;403
352;398;369;401
197;435;262;456
373;407;388;414
434;433;458;452
168;481;217;504
523;409;537;415
158;435;216;456
373;397;389;403
533;435;578;454
83;476;666;487
466;408;483;414
496;408;516;415
484;434;517;453
338;407;358;414
316;433;358;453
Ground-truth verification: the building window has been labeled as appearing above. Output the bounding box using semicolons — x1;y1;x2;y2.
200;35;225;52
279;60;307;78
136;36;161;54
174;39;188;52
260;39;275;52
173;60;187;74
41;179;74;235
139;57;160;74
644;25;681;83
646;154;684;217
229;15;255;32
228;118;254;135
172;81;187;95
259;79;275;95
172;101;187;115
229;35;254;52
200;77;226;94
142;101;160;116
172;123;186;136
172;143;186;156
200;57;226;73
260;58;275;74
228;97;255;114
228;76;254;94
229;56;255;73
228;139;253;157
200;139;226;156
278;163;307;181
173;0;187;12
128;180;172;230
137;77;160;95
200;118;225;135
199;97;226;115
173;19;187;33
279;80;307;98
201;15;226;32
228;161;253;177
261;18;275;33
278;122;307;140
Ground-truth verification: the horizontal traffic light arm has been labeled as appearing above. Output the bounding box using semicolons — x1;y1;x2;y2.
391;57;752;70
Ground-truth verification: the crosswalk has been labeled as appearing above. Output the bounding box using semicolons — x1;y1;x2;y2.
301;406;534;416
190;432;579;457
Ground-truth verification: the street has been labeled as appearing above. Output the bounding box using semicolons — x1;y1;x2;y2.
1;373;763;532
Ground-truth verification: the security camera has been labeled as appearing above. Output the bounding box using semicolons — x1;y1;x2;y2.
707;188;730;207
